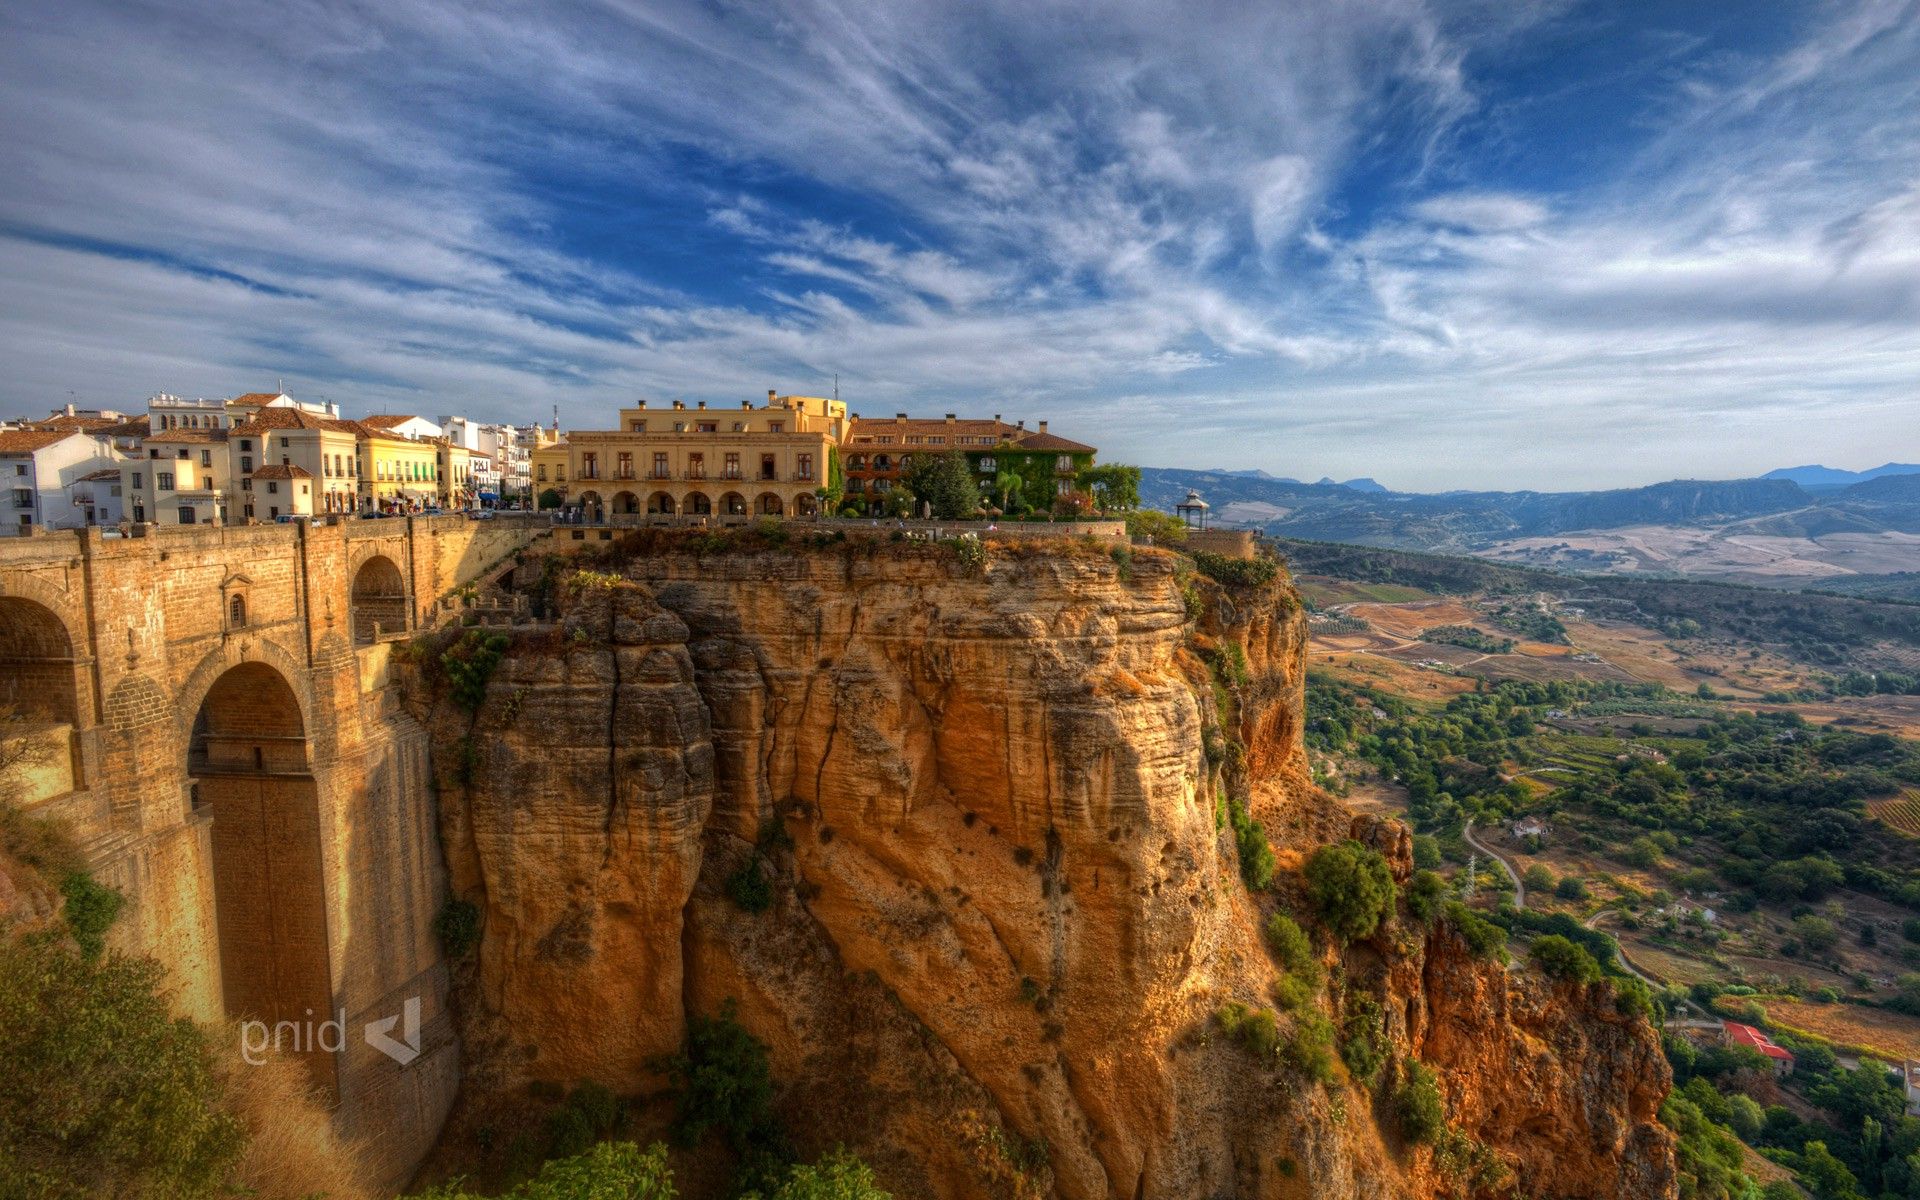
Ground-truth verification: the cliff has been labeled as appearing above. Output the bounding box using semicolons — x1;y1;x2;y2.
408;533;1675;1199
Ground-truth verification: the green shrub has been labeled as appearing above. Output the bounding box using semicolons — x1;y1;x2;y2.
443;630;512;711
1554;876;1590;902
1412;834;1441;870
58;871;123;960
1283;1011;1337;1085
726;858;774;913
1305;841;1395;943
1271;973;1314;1013
1529;935;1604;984
1224;794;1275;891
1215;1002;1279;1059
1189;551;1279;588
663;999;780;1153
434;898;482;960
1444;902;1509;962
1396;1060;1446;1145
1109;544;1133;580
1404;870;1446;925
1340;994;1389;1084
1263;913;1317;979
1522;864;1556;893
411;1141;677;1199
0;931;244;1197
741;1147;891;1199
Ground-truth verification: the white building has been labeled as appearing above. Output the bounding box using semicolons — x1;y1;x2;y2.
68;468;127;526
440;416;527;504
361;413;443;441
0;429;127;534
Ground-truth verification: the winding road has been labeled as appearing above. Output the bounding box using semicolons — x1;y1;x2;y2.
1463;817;1525;909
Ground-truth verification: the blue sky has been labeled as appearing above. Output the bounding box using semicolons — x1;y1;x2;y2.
1;0;1915;490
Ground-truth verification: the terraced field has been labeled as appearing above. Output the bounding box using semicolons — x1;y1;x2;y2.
1869;791;1920;838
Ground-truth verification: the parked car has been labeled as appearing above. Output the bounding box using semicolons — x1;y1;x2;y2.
466;509;496;520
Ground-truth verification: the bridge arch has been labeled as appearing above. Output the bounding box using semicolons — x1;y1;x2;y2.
351;554;408;642
0;595;84;796
191;658;336;1096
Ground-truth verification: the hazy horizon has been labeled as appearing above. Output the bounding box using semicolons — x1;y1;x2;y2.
2;0;1916;491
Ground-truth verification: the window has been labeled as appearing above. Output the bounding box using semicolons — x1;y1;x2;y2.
240;439;253;452
797;453;813;481
731;421;744;432
724;452;740;479
929;436;945;445
132;472;142;488
279;437;289;448
10;489;30;508
672;422;685;433
628;420;646;432
581;452;597;479
651;452;668;479
177;506;195;524
133;504;145;522
241;456;253;472
848;455;865;469
555;465;565;481
12;465;23;476
177;447;189;459
688;452;705;479
697;422;716;433
267;481;279;494
201;449;212;467
157;472;175;490
1057;456;1073;471
229;594;247;628
760;454;776;481
616;451;632;479
537;464;547;481
1057;479;1071;494
979;456;996;472
769;422;784;434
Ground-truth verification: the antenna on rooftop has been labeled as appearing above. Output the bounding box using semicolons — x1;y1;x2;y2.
833;374;839;403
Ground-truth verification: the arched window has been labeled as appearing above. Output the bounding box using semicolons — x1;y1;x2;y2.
229;594;247;628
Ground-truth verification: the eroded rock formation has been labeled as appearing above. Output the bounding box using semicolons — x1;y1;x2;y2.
410;537;1675;1199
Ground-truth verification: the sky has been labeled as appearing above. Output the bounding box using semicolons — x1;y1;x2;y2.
0;0;1916;492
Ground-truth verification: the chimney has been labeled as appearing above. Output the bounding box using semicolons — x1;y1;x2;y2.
993;413;1001;422
673;400;685;410
1038;421;1049;434
637;399;648;408
895;413;907;423
768;389;777;407
697;400;707;410
944;413;955;424
1016;420;1025;430
741;399;751;409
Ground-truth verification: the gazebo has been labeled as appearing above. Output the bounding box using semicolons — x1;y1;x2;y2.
1176;489;1210;530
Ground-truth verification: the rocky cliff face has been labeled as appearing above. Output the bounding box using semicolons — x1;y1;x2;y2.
411;536;1674;1199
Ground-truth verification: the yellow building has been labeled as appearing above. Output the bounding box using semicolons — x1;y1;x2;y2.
358;427;441;512
122;428;228;526
229;407;362;516
555;391;844;519
531;440;568;500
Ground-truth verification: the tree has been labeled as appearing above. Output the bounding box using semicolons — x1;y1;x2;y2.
664;999;778;1152
817;447;845;512
1522;864;1556;893
1077;464;1140;512
742;1148;891;1199
1554;876;1590;902
902;451;981;520
1529;935;1604;984
1123;509;1187;544
538;488;562;510
412;1141;678;1199
1793;915;1839;953
1305;841;1396;944
1396;1060;1446;1144
991;467;1027;514
0;932;244;1198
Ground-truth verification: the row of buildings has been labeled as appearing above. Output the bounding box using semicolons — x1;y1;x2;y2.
529;391;1096;520
1;387;1097;533
1;393;555;532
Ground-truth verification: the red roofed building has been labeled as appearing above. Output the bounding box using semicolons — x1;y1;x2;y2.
1723;1021;1794;1077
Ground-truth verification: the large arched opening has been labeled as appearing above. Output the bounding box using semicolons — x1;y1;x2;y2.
0;597;81;798
351;555;408;643
613;490;639;514
720;491;747;517
191;661;336;1097
756;492;784;516
647;491;675;515
685;491;712;516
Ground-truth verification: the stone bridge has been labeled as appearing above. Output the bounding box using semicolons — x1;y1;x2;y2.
0;514;554;1190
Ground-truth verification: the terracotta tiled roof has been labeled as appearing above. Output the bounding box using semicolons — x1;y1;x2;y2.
250;465;313;480
360;414;419;429
144;427;230;444
102;416;151;438
33;414;118;431
230;392;287;406
232;408;361;437
0;429;81;453
1011;430;1097;454
77;468;125;482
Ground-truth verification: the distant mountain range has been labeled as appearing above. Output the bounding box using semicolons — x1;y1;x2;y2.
1140;462;1920;584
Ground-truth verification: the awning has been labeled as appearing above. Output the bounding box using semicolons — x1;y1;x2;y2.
478;491;499;501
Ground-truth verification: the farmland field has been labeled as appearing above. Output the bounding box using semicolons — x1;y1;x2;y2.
1869;791;1920;838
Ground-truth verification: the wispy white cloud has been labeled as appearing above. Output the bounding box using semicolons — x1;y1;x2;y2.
0;0;1914;489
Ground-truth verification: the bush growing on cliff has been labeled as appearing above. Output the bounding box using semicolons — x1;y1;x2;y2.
1528;935;1604;985
740;1147;891;1200
443;630;512;711
1226;796;1276;891
1339;994;1389;1085
435;897;482;960
412;1141;677;1199
1188;550;1278;589
1263;913;1318;982
726;858;775;913
1404;870;1447;926
1283;1010;1338;1085
58;870;123;960
544;1081;627;1160
1395;1059;1446;1145
1443;901;1509;963
1214;1001;1280;1059
1305;841;1396;943
663;999;782;1156
0;931;244;1197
